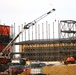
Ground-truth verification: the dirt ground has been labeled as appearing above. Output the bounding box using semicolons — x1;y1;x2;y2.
42;64;76;75
19;63;76;75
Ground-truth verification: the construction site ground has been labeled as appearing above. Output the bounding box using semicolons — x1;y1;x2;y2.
42;64;76;75
20;62;76;75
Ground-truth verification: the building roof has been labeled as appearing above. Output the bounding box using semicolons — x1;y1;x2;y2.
15;37;76;45
60;20;76;24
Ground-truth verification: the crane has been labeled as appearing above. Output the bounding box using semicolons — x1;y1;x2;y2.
0;8;55;56
0;8;55;73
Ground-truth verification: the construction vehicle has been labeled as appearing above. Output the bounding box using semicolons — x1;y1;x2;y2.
29;62;46;75
64;57;75;64
0;8;55;74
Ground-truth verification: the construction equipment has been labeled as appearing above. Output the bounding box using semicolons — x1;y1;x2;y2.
0;8;55;73
0;8;55;56
64;57;75;64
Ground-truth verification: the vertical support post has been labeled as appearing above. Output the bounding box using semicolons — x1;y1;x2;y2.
32;25;33;40
21;24;23;41
28;25;30;40
13;23;15;53
24;22;26;41
18;25;20;52
42;23;44;40
46;21;48;39
58;20;60;61
35;23;37;40
53;22;54;39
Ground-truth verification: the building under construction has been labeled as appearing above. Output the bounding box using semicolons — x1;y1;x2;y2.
14;20;76;61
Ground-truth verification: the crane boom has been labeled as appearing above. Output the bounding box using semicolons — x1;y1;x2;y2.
0;8;55;56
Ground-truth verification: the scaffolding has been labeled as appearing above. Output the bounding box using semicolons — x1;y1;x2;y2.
13;20;76;61
58;20;76;60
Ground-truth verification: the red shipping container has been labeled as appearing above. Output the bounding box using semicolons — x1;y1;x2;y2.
0;45;5;52
0;45;12;53
0;25;10;36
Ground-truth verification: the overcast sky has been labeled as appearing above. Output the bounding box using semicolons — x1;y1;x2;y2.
0;0;76;40
0;0;76;25
0;0;76;53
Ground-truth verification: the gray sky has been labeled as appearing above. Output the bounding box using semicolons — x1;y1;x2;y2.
0;0;76;53
0;0;76;25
